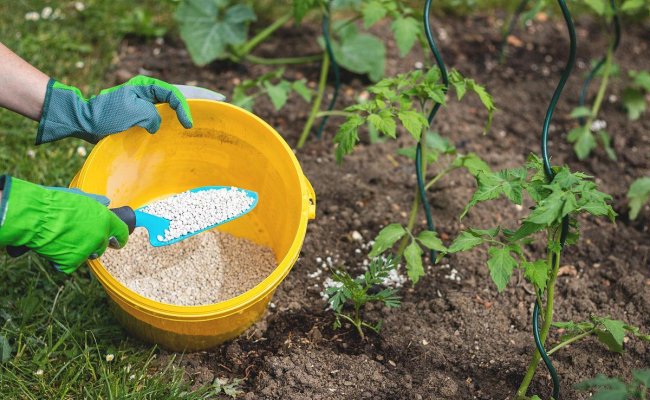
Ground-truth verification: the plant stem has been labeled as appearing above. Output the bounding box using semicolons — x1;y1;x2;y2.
235;13;292;58
516;250;561;398
297;52;330;148
354;306;365;340
397;193;420;257
243;53;323;65
583;46;613;130
315;110;353;118
425;164;456;191
397;126;431;257
546;329;595;356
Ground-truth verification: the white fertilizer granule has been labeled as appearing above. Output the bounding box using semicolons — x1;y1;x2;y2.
101;228;276;306
141;187;256;242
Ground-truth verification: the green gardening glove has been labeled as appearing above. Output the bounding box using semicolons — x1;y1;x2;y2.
36;75;193;144
0;176;129;273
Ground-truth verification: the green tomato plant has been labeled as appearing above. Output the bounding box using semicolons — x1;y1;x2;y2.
332;66;495;283
325;256;401;339
437;154;649;397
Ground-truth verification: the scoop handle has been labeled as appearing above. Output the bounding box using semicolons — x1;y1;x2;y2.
110;206;136;234
6;206;137;257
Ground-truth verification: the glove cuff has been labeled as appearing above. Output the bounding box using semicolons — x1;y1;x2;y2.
0;177;50;247
0;175;13;227
35;78;57;145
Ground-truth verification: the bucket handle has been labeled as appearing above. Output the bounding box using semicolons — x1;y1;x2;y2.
303;176;316;220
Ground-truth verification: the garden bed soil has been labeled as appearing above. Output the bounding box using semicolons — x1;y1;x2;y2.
113;13;649;400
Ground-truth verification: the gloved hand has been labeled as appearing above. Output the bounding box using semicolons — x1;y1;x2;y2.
0;176;128;273
36;75;193;144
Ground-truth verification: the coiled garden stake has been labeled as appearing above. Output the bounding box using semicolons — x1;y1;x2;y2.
525;1;577;398
419;0;449;261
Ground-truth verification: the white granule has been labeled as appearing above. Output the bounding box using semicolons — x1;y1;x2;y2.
102;228;275;306
382;268;407;288
141;187;255;243
590;119;607;132
320;277;343;301
444;267;462;282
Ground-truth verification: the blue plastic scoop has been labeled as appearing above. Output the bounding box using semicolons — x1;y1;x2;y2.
5;186;257;258
112;186;258;247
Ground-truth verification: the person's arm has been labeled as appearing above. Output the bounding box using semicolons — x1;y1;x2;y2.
0;42;49;120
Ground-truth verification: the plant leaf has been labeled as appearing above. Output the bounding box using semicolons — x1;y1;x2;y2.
292;80;312;102
452;153;491;176
508;221;545;242
448;231;484;253
331;31;385;81
293;0;317;24
621;0;646;12
397;110;426;140
569;106;592;118
584;0;607;15
487;247;517;292
567;125;596;160
334;114;364;163
627;177;650;220
622;87;646;121
367;112;396;138
361;0;386;28
264;81;290;110
596;130;617;161
462;169;524;217
632;369;650;387
595;318;626;353
416;230;447;252
369;224;406;257
391;17;419;57
175;1;256;66
527;189;577;225
404;241;424;283
575;374;627;400
631;70;650;91
523;260;548;291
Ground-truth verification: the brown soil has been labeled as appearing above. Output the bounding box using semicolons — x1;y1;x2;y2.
113;13;650;400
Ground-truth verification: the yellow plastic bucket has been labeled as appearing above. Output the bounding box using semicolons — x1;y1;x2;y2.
70;100;316;351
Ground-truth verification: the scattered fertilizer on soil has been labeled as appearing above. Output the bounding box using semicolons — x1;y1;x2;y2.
101;228;276;306
141;187;256;242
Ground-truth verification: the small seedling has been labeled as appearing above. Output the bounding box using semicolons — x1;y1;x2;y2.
441;153;618;397
325;257;401;339
211;377;244;398
627;177;650;220
368;224;447;283
576;369;650;400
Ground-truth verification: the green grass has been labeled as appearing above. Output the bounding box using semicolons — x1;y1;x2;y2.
0;1;223;398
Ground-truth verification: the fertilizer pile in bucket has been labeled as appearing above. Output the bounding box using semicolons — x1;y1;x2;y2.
102;229;276;306
101;191;275;306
